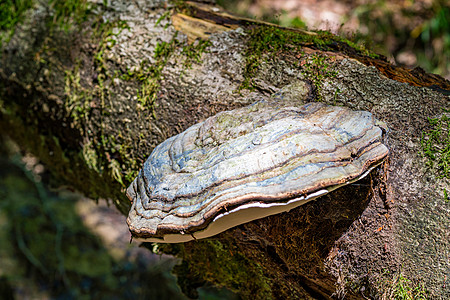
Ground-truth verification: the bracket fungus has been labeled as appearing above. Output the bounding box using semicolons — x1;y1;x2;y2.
126;101;389;243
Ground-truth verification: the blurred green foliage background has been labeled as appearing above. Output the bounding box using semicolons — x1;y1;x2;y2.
217;0;449;79
0;140;188;300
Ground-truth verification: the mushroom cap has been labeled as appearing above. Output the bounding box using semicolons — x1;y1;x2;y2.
126;101;389;243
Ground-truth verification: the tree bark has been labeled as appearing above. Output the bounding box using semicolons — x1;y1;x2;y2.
1;0;449;298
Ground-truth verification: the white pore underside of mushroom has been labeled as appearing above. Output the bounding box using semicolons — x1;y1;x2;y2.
132;164;378;243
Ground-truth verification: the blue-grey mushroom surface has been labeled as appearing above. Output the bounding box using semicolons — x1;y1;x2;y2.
126;101;389;243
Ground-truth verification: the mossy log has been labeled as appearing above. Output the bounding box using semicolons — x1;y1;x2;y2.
1;0;449;298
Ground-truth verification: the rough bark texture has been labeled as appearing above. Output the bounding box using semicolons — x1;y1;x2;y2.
1;0;449;299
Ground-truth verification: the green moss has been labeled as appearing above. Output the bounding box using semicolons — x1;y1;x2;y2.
0;0;136;197
81;141;100;172
301;53;338;100
242;25;379;91
392;273;428;300
157;240;272;299
64;63;93;129
61;18;136;190
0;92;129;213
420;110;450;179
48;0;92;31
181;39;211;69
2;0;211;200
155;10;172;28
0;0;34;46
123;32;211;115
0;0;33;31
91;19;129;109
170;0;191;13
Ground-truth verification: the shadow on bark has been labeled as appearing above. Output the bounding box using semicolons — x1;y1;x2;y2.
157;173;378;299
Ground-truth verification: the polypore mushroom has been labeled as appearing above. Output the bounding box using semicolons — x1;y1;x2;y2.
126;101;389;243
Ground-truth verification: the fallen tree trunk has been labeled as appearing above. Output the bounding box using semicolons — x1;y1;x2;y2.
1;0;449;298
